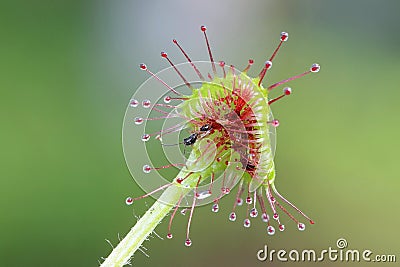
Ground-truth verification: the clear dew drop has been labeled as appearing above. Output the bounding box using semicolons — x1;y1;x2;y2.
125;197;133;205
134;117;144;125
129;99;139;107
211;203;219;213
279;224;285;232
185;238;192;247
142;165;151;173
267;225;275;235
196;190;212;200
298;223;306;231
250;208;258;218
229;212;237;222
142;99;151;108
243;218;251;228
166;233;173;239
262;213;270;222
141;134;150;142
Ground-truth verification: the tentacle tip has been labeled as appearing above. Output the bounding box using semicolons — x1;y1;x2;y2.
283;87;292;95
280;31;289;42
211;203;219;213
141;134;150;142
243;218;251;228
164;96;171;103
142;164;151;173
229;212;237;221
161;51;168;58
267;225;275;235
298;222;306;231
125;197;133;205
134;117;144;125
139;63;147;70
200;25;207;32
310;63;320;73
265;60;272;70
185;238;192;247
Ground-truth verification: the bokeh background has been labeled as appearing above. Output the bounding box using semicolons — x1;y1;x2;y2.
1;0;399;266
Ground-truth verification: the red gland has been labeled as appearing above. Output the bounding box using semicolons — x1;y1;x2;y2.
161;51;168;58
176;178;183;184
185;238;192;247
243;218;251;228
139;63;147;70
267;225;275;235
219;61;225;67
129;99;139;107
125;197;133;205
164;96;171;103
264;60;272;70
280;32;289;42
310;63;320;73
211;203;219;213
200;25;207;32
229;212;237;221
246;196;252;204
134;117;143;125
250;208;258;218
298;223;306;231
142;99;151;108
142;165;151;173
248;59;254;64
141;134;150;142
283;87;292;95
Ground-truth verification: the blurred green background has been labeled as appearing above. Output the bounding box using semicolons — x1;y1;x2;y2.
1;0;399;266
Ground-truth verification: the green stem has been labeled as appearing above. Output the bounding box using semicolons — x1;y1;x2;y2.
100;170;198;267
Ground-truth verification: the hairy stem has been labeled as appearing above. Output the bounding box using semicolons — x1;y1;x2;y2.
101;170;198;267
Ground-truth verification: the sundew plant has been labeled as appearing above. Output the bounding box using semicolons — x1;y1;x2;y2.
101;25;320;266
